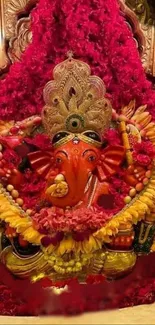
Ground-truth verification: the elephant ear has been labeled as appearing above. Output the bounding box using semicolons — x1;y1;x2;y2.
28;151;54;179
96;145;126;182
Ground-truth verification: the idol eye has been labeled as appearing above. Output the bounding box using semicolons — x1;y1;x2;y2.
83;131;101;143
56;157;62;164
52;132;69;144
88;155;96;162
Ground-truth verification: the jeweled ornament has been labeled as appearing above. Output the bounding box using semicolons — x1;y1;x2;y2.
0;56;155;287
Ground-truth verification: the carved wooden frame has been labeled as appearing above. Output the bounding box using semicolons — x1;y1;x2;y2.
0;0;37;75
120;0;155;77
119;0;146;54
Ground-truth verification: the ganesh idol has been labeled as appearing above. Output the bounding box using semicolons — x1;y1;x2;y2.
0;54;155;282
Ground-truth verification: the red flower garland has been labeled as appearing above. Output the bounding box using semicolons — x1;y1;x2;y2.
0;0;155;121
25;134;52;151
2;149;21;169
103;128;121;146
20;169;46;209
133;140;155;166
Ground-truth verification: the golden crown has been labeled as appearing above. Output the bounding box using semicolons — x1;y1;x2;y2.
42;54;112;137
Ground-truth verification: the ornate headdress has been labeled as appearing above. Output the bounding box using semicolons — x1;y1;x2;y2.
42;54;112;137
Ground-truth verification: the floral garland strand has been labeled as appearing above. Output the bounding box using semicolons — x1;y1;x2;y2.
0;0;155;121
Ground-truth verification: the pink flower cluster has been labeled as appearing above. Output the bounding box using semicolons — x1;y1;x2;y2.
2;149;21;169
133;140;155;166
20;169;46;209
0;0;155;121
33;206;111;233
103;128;121;146
24;134;52;151
109;175;131;211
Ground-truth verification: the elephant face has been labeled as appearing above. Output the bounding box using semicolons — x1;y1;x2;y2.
46;132;101;208
28;131;125;209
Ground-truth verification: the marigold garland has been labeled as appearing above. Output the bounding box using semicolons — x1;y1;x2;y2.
0;191;42;245
1;169;155;254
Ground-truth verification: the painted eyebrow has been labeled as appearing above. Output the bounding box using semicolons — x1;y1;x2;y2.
82;149;96;157
56;150;68;158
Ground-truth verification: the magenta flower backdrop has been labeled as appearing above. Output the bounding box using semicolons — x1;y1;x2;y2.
0;0;155;121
